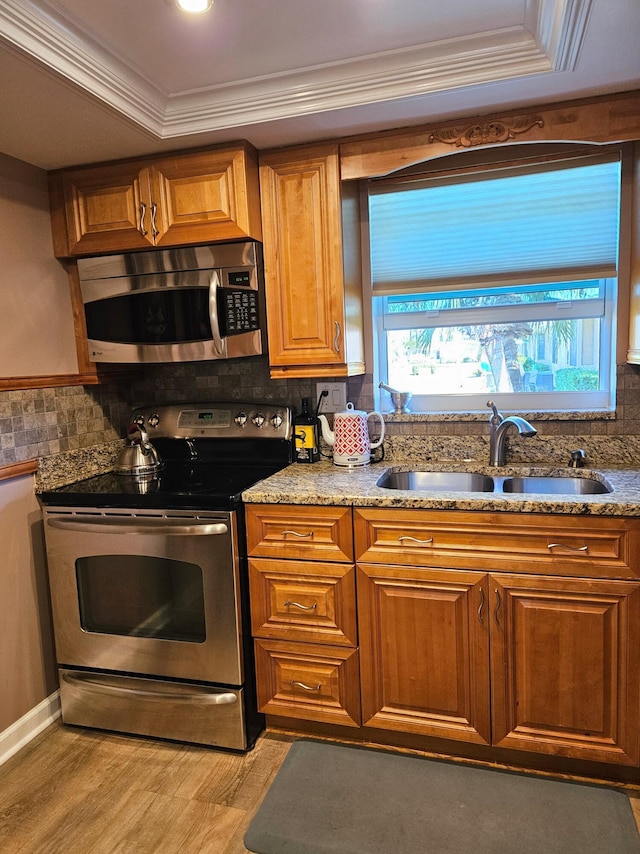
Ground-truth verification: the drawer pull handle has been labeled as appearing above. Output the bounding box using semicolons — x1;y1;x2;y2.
284;600;318;611
494;589;502;627
398;535;434;545
290;680;321;692
281;530;314;539
139;202;147;236
547;542;589;553
478;587;485;624
150;202;159;240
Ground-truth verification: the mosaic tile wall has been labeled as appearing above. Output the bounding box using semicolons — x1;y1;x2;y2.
4;358;640;469
0;384;131;466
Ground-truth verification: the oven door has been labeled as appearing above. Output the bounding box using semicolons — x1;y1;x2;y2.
42;507;244;685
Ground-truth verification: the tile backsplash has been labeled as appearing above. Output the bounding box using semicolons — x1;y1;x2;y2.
0;384;130;465
4;358;640;469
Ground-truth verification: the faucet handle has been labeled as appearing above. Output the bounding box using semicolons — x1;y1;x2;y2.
486;400;503;425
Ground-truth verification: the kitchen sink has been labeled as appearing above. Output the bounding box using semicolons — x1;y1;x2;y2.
377;470;611;495
501;475;610;495
376;471;494;492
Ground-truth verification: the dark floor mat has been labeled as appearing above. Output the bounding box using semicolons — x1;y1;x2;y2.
245;739;640;854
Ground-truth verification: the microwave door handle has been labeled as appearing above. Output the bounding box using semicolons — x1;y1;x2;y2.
208;271;225;356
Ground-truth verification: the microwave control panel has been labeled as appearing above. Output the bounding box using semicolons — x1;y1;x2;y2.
222;289;260;334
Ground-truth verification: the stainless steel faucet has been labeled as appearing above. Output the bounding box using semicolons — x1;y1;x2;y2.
486;400;537;466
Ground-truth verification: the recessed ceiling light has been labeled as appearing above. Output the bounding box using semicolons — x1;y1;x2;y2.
176;0;213;12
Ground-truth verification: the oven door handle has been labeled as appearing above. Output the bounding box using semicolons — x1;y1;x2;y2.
46;517;229;536
62;672;238;704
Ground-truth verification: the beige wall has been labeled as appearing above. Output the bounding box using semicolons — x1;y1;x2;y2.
0;152;77;378
0;475;57;733
0;152;80;738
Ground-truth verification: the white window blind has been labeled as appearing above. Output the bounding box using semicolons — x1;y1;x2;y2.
369;154;621;295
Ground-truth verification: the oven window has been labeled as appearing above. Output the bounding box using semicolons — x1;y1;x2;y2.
76;555;206;642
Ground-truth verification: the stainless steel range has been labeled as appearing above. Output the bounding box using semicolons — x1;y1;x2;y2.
40;402;293;751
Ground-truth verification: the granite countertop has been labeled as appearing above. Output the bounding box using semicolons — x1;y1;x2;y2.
35;441;640;516
242;461;640;516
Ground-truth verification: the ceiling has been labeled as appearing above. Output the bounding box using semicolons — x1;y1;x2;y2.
0;0;638;171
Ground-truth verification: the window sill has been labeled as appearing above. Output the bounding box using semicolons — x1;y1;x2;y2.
380;409;616;423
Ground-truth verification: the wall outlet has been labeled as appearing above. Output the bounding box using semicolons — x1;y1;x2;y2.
316;382;347;414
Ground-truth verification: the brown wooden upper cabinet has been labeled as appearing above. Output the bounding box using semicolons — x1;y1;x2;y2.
259;143;365;378
48;143;262;257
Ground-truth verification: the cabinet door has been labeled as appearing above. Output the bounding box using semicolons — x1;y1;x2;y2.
260;144;354;376
55;162;153;255
150;147;261;246
491;574;640;765
358;563;491;745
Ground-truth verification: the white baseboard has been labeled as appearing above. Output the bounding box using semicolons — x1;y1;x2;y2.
0;691;61;767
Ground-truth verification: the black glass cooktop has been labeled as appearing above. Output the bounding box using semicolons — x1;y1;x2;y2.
40;460;286;510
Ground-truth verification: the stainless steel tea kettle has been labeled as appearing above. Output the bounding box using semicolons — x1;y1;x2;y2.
114;422;163;478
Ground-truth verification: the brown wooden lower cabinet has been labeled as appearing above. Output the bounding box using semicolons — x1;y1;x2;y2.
248;504;640;772
357;563;491;745
246;505;360;728
357;563;640;766
490;573;640;765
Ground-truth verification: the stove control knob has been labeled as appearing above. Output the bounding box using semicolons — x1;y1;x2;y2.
252;412;266;428
147;414;160;429
234;412;248;428
270;413;283;429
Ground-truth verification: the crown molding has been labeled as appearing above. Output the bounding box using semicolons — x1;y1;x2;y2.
0;0;592;141
0;0;166;132
534;0;594;71
163;29;550;137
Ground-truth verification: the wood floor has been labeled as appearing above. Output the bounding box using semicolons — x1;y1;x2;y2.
3;721;640;853
0;721;293;854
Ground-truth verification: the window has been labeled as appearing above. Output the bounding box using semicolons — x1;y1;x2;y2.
368;149;622;413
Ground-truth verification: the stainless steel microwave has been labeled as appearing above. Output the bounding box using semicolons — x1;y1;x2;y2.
77;241;265;364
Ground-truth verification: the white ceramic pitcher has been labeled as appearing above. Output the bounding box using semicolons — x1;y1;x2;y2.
318;402;385;467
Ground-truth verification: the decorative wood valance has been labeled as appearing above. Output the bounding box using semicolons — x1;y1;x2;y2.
340;90;640;180
428;116;545;148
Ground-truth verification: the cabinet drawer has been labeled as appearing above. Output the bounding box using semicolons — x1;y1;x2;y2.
249;559;357;645
354;508;639;578
254;639;361;726
246;504;354;562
